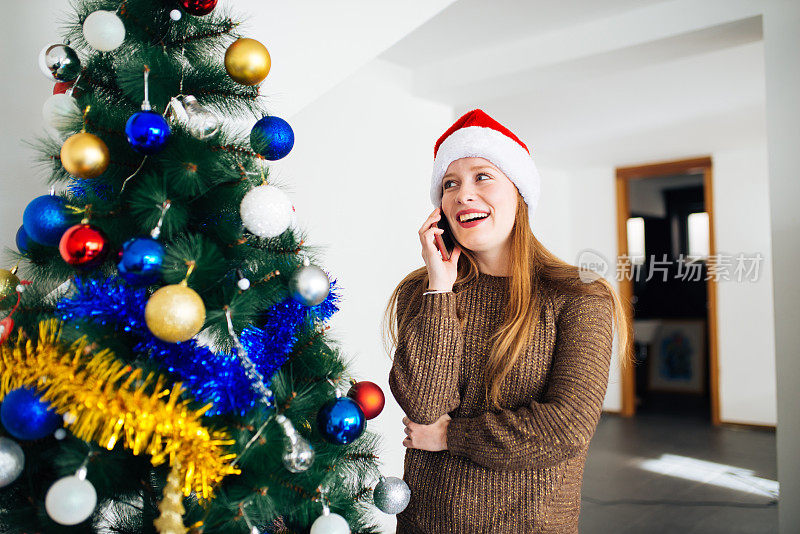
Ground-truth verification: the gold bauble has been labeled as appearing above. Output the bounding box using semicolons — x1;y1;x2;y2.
0;269;20;310
224;38;271;86
60;132;110;179
144;284;206;344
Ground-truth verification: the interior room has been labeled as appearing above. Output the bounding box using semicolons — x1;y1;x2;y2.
0;1;797;533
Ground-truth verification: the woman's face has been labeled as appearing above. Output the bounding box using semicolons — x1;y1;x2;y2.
441;157;518;255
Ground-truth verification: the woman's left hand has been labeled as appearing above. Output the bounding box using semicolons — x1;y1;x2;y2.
402;414;450;451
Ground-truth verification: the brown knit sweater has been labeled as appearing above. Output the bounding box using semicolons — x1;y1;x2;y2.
388;271;614;534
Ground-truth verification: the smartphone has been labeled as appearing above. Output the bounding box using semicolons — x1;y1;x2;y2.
434;213;455;261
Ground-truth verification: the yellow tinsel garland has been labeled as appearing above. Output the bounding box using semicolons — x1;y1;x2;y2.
0;319;240;500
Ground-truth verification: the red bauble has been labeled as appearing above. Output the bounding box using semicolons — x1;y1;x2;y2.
179;0;218;16
0;317;13;344
53;81;74;95
59;224;109;268
54;81;81;97
347;381;385;420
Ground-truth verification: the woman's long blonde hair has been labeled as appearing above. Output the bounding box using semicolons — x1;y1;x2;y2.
382;191;633;410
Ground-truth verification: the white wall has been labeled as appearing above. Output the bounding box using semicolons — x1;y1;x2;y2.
271;58;452;532
713;145;775;425
0;1;63;254
762;0;800;529
554;166;624;412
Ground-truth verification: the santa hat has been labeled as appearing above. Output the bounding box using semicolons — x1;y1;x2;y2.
431;109;541;228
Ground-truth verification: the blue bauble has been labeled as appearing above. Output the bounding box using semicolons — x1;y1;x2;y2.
250;115;294;160
125;110;171;154
22;195;72;246
117;236;165;286
316;396;365;445
1;387;62;441
15;226;29;254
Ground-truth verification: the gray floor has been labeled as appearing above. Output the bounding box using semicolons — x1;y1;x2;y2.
580;410;778;533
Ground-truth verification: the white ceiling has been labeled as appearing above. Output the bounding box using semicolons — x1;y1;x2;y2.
377;0;767;168
381;0;671;68
216;0;459;118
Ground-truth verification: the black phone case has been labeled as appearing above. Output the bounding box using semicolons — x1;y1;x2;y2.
437;214;455;253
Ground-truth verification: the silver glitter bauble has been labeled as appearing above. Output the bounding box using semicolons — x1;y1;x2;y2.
276;414;315;473
373;476;411;514
38;44;81;82
0;437;24;488
288;261;330;306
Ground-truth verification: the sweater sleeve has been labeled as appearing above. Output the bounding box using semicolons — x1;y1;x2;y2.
388;281;464;425
445;293;614;469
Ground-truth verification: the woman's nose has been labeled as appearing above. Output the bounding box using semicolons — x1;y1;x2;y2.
455;184;476;204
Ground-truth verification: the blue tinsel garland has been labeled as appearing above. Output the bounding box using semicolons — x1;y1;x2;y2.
67;178;113;202
55;276;341;416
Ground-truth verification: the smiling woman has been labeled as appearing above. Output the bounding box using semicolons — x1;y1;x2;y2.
382;109;634;534
439;158;520;276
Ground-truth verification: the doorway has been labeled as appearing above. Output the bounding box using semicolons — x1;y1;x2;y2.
615;157;720;425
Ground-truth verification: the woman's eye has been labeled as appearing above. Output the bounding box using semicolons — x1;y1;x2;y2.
444;174;490;190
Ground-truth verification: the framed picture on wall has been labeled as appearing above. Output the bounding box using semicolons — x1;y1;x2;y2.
648;319;706;394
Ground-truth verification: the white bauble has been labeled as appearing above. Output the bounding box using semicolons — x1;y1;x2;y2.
82;10;126;51
45;474;97;525
240;184;293;238
42;93;80;130
310;512;350;534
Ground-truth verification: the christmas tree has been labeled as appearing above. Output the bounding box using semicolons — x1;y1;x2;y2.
0;1;407;532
